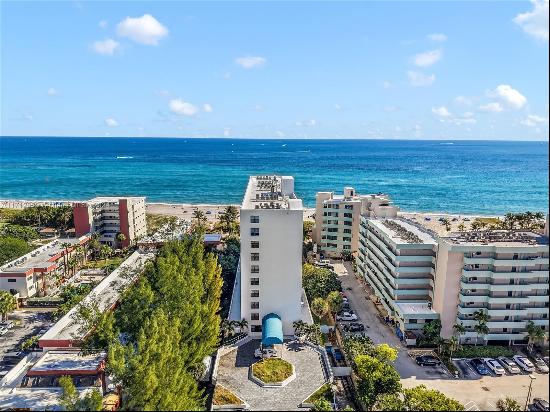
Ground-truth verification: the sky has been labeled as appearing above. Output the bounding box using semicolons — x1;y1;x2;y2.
1;1;549;140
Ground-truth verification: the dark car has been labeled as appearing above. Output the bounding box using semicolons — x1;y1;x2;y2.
533;398;550;412
333;348;344;362
470;358;490;375
348;323;365;332
416;355;441;366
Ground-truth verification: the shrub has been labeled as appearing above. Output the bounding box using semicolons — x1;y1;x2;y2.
252;358;293;383
454;345;514;359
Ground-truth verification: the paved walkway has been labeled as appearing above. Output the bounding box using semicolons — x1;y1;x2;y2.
216;339;326;411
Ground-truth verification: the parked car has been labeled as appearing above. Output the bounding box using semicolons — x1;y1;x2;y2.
513;355;535;372
254;348;277;359
497;357;521;374
348;323;365;332
544;356;549;366
333;348;344;362
533;398;550;412
533;357;549;373
470;358;490;375
484;358;505;375
0;321;14;330
342;302;351;311
0;326;7;336
336;312;358;321
2;352;24;365
415;355;441;366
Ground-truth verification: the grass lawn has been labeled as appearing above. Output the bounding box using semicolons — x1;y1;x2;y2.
454;345;514;358
304;383;333;404
212;385;243;406
83;256;124;270
252;358;293;383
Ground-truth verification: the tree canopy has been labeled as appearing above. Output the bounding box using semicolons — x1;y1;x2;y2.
0;236;32;265
355;355;402;409
58;375;103;411
376;385;464;411
302;263;341;301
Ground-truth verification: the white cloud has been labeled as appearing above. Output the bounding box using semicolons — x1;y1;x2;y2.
521;114;549;126
407;71;435;87
432;106;452;117
275;130;285;138
116;14;168;45
490;84;527;110
203;103;213;113
296;119;316;127
235;56;266;69
47;87;59;96
513;0;549;41
253;104;264;112
105;118;118;127
382;81;393;89
463;111;475;118
92;38;120;56
23;113;33;121
169;99;198;116
334;104;342;111
479;102;504;113
413;49;442;67
99;20;108;29
427;33;447;42
454;96;472;106
223;128;231;137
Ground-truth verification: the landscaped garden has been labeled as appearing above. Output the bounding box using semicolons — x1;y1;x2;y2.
251;358;293;384
304;383;333;404
212;385;244;406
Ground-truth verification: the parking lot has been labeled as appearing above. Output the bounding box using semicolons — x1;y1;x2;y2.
332;260;549;410
0;309;53;371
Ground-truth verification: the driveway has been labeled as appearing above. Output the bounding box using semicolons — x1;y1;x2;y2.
333;261;448;380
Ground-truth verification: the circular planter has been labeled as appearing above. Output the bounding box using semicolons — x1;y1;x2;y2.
249;358;296;388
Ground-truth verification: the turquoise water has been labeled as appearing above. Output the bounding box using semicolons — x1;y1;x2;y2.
0;137;548;214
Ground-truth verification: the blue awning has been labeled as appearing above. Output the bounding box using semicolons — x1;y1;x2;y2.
262;313;283;346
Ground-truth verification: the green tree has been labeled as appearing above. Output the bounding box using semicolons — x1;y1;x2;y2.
452;322;466;345
354;355;401;410
58;375;103;411
422;319;442;344
303;220;315;240
219;206;239;234
0;236;31;265
458;223;466;232
311;398;333;411
116;232;127;248
343;335;374;361
326;290;343;318
473;310;490;346
526;320;547;352
0;224;39;241
372;343;398;363
310;297;329;320
496;397;522;411
377;385;464;411
302;263;341;301
0;290;17;321
99;244;112;263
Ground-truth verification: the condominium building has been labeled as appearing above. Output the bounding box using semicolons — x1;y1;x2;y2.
73;197;147;247
357;217;549;345
238;175;304;337
356;217;439;335
0;236;90;299
434;230;549;345
313;187;398;258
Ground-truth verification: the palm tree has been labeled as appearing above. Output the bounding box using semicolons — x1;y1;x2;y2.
60;242;72;277
99;244;111;263
496;397;521;411
310;297;329;321
220;206;239;234
526;320;547;352
220;318;234;341
453;322;466;346
192;209;207;224
458;223;466;232
473;310;490;346
0;291;17;321
293;320;307;339
116;233;127;249
237;318;248;334
67;258;77;278
448;336;459;359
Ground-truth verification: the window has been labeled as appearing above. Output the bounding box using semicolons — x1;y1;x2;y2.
504;316;510;321
251;241;260;248
251;253;260;261
343;245;351;250
250;216;260;223
251;302;259;309
506;304;511;309
251;265;259;273
250;228;260;236
7;279;16;283
251;325;262;332
503;328;508;332
251;290;259;298
409;319;417;324
343;237;351;242
344;205;353;210
344;213;353;218
251;278;259;285
344;229;352;234
251;313;260;321
344;221;352;226
508;291;513;297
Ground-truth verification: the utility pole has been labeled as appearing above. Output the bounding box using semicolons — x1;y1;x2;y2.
524;374;536;411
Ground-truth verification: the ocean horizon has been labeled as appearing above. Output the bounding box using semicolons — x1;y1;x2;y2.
0;136;548;215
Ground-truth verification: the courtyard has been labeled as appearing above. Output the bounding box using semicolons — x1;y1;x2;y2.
216;339;327;411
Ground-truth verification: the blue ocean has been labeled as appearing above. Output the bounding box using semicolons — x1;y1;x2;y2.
0;137;548;214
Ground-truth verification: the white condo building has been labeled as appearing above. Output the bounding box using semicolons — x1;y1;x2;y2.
237;175;304;337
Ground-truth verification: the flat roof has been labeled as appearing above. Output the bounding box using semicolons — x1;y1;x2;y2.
242;175;302;211
39;251;154;345
442;230;548;247
0;236;89;274
369;219;437;245
29;351;105;373
396;302;437;315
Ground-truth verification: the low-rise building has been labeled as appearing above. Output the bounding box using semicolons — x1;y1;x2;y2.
356;217;439;334
0;236;90;299
74;196;147;248
313;187;398;258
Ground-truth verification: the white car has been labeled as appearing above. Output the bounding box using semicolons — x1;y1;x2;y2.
534;358;549;374
254;348;277;359
0;321;14;330
498;357;521;374
484;358;505;375
336;312;358;321
0;326;7;336
513;355;535;372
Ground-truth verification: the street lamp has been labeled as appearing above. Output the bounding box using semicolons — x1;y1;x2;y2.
524;374;536;411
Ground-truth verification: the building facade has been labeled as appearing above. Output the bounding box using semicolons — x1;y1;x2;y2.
356;217;439;334
313;188;398;258
74;197;147;248
239;175;303;336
